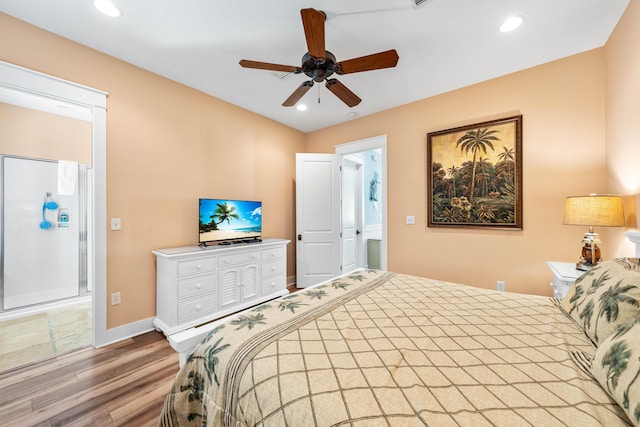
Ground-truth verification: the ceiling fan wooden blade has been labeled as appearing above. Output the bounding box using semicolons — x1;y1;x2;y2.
239;59;301;73
325;79;361;107
301;8;326;60
336;49;399;74
282;81;314;107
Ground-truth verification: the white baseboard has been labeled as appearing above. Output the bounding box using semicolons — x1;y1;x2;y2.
98;316;155;348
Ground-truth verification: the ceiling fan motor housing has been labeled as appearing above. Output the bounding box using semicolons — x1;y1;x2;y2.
302;51;337;82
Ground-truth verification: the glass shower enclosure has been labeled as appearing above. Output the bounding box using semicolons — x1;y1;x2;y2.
1;155;89;312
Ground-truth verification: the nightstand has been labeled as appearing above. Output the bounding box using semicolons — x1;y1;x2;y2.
546;261;585;299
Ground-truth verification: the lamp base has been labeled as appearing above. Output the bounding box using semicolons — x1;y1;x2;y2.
575;233;601;271
576;261;595;271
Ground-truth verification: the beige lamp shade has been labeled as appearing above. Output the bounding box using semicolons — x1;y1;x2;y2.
563;194;625;227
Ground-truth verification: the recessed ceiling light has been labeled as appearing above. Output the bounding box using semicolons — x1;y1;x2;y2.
94;0;122;17
499;15;523;33
348;111;358;118
296;104;307;111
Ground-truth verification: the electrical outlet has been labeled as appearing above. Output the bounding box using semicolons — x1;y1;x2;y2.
111;218;121;231
111;292;121;305
496;281;505;292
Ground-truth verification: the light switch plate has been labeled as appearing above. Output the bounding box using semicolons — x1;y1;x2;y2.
111;218;121;230
406;215;415;225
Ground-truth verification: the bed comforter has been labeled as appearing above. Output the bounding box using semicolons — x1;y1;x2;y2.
159;269;630;426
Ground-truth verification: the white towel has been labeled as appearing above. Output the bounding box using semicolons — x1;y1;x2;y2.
58;160;78;195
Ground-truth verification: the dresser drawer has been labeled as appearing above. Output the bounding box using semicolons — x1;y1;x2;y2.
178;294;217;322
178;274;217;299
262;260;285;279
219;250;259;267
262;275;285;294
178;257;217;277
262;246;285;262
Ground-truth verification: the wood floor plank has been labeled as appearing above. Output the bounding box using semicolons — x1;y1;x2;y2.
23;350;178;425
47;359;178;427
31;340;176;411
0;331;180;426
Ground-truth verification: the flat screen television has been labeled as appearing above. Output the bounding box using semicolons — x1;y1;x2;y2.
199;198;262;245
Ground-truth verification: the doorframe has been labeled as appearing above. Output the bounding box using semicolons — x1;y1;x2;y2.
335;135;388;271
0;60;109;347
341;154;365;272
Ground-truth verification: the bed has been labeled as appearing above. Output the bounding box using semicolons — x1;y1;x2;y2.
159;258;640;426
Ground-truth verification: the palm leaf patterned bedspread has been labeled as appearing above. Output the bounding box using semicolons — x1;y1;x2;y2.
158;269;630;426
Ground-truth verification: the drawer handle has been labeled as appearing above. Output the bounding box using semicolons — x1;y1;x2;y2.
195;304;201;311
195;264;202;270
271;266;276;272
195;283;202;289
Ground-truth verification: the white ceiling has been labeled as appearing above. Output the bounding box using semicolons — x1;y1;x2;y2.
0;0;630;133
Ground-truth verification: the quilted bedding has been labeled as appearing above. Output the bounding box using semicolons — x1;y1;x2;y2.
158;269;631;426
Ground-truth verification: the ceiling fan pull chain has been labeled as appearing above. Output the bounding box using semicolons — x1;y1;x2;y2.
318;84;321;104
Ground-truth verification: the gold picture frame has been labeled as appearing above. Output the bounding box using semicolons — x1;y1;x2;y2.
427;115;523;229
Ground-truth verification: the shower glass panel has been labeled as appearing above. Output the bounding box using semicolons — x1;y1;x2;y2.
1;155;88;310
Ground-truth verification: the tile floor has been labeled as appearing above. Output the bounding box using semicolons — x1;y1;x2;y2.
0;302;91;372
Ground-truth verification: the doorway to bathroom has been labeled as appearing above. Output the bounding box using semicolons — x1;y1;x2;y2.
296;135;388;288
0;95;93;371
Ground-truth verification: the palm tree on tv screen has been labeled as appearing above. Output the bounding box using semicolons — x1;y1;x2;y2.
211;202;239;226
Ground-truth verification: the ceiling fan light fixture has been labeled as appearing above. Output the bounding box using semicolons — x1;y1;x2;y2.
296;104;308;111
94;0;122;17
499;15;523;32
239;8;397;109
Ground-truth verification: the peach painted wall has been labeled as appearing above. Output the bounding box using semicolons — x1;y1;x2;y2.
0;103;91;163
0;13;305;328
306;50;609;296
606;0;640;256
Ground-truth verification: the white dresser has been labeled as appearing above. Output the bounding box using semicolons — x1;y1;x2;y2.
153;238;289;336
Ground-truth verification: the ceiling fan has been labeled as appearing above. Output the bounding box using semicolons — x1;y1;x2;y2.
239;8;399;108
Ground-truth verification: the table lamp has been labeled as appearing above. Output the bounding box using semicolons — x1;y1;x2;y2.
563;194;625;271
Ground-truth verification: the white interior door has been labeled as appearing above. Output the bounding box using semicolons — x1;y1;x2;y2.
341;156;363;274
295;153;341;288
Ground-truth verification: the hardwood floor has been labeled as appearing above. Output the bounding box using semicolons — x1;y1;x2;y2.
0;331;179;427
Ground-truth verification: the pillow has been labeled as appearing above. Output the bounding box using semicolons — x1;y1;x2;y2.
562;258;640;345
592;319;640;426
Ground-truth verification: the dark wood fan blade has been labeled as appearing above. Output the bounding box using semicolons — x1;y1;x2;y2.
301;8;326;60
336;49;399;74
239;59;301;73
282;81;314;107
325;79;361;107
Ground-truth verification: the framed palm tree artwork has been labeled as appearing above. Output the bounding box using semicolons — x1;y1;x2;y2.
427;115;523;229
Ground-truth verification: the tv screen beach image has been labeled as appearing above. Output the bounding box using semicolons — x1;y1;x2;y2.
199;199;262;243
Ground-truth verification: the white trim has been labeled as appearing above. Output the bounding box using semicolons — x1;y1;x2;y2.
0;60;109;347
102;317;156;347
0;61;107;108
335;135;388;270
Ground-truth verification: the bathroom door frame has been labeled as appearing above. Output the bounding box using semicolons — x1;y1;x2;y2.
0;61;109;347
